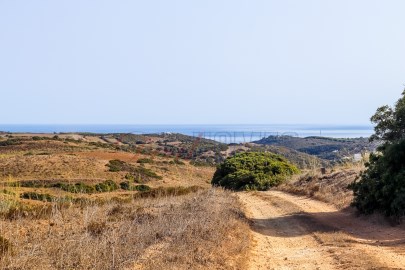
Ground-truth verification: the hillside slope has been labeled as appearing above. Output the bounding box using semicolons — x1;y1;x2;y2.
255;136;376;161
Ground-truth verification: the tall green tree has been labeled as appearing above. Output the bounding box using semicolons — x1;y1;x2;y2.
351;90;405;218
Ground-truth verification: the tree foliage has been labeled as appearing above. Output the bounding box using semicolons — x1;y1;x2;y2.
211;152;299;191
351;90;405;218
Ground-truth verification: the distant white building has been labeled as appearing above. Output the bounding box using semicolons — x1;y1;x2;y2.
353;153;362;162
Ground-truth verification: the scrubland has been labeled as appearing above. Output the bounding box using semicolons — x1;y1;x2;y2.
0;134;249;269
0;189;249;269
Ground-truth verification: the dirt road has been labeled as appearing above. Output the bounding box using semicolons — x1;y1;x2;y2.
238;191;405;270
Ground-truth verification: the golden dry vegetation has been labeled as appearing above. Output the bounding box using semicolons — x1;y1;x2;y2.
0;134;250;269
0;189;250;269
276;166;363;209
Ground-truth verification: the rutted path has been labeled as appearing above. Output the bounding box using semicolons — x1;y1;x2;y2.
238;191;405;270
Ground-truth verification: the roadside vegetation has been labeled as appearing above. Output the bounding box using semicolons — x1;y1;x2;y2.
277;166;361;209
212;152;299;191
350;90;405;219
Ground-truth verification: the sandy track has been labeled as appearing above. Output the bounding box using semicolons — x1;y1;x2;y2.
238;191;405;270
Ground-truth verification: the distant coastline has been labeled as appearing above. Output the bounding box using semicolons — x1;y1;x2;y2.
0;124;374;143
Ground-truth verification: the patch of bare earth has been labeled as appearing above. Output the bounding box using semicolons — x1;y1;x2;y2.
238;191;405;270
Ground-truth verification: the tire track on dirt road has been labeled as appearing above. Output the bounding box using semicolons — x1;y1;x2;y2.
238;191;405;270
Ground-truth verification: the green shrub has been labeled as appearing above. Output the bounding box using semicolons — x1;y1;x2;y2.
106;159;127;172
350;90;405;219
124;173;135;181
8;180;50;188
56;182;96;194
0;139;22;147
107;159;162;181
133;167;162;180
95;180;118;192
1;189;15;196
132;184;151;192
137;158;154;164
350;139;405;218
20;192;55;202
212;152;299;191
120;181;130;190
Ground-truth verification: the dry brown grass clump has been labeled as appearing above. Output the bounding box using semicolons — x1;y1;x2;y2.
277;168;361;209
0;189;250;269
0;236;11;256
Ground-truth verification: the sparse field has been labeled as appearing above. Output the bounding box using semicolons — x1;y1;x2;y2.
0;133;251;269
0;189;250;269
0;135;215;189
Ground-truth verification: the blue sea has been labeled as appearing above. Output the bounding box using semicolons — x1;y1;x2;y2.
0;124;374;144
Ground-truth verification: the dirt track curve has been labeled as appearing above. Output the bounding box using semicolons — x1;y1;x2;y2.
238;191;405;270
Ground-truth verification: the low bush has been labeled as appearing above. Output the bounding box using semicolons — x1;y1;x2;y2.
95;180;119;192
132;184;151;192
106;159;128;172
56;182;96;194
0;139;22;147
212;152;299;191
20;192;55;202
124;173;135;181
120;181;130;190
137;158;154;164
1;189;16;196
7;180;49;188
133;166;162;180
107;159;162;180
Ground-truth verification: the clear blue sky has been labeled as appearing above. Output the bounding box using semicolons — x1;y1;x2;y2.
0;0;404;125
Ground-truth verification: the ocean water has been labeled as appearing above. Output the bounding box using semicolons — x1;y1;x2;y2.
0;124;374;143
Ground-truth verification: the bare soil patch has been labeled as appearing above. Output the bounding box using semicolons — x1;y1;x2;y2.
239;191;405;270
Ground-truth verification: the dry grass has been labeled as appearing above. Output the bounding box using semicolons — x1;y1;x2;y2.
277;167;362;209
0;136;248;269
0;151;214;188
0;189;250;270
